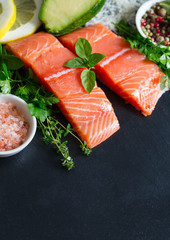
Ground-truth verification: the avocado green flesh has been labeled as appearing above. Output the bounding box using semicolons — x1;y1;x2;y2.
40;0;106;36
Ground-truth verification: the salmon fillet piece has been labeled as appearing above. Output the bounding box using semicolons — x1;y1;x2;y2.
59;23;164;115
58;87;119;148
7;32;119;148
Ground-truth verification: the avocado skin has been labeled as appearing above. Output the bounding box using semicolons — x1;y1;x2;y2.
40;0;106;37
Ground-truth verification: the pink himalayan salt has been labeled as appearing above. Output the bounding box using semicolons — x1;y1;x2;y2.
0;101;29;151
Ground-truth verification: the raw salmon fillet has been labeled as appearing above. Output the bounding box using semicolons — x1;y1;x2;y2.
59;23;164;115
7;32;119;148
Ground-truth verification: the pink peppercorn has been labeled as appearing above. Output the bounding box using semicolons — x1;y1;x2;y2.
159;17;163;23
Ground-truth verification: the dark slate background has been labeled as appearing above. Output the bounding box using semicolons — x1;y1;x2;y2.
0;82;170;240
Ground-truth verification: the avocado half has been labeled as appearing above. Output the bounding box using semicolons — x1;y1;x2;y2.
39;0;106;36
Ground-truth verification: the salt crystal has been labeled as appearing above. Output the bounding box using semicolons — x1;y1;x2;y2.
0;102;29;151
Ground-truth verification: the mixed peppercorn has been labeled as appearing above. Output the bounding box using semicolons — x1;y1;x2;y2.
141;3;170;46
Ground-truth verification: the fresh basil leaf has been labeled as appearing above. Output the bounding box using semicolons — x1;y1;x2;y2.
63;38;105;93
0;79;11;94
28;103;48;122
88;53;106;68
75;38;92;60
81;69;96;94
64;57;87;68
0;55;25;70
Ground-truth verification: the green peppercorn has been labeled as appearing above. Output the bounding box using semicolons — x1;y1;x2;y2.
158;8;166;17
146;24;150;29
156;36;164;42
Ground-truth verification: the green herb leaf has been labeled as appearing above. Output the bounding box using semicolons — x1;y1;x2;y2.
88;53;105;68
168;77;170;88
160;54;167;65
167;56;170;69
41;94;59;105
160;75;167;83
64;38;105;94
64;124;73;137
75;38;92;59
2;63;9;78
28;103;48;122
64;57;87;68
81;69;96;94
0;79;11;94
15;85;32;99
160;76;167;90
0;55;25;70
0;72;6;80
160;81;166;90
80;141;92;155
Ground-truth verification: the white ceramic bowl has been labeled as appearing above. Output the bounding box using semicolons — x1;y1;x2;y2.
0;94;37;157
136;0;164;39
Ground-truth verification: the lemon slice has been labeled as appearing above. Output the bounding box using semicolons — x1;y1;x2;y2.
0;0;43;43
0;0;16;40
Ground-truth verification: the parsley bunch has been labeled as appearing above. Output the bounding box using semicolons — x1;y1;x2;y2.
0;44;91;170
114;20;170;89
64;38;105;93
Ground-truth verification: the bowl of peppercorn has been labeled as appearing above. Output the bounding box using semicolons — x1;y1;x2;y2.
136;0;170;46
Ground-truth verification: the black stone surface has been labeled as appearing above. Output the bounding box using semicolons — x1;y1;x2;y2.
0;82;170;240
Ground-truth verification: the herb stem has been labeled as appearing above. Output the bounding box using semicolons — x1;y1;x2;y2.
113;22;136;39
38;118;74;170
57;120;83;145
